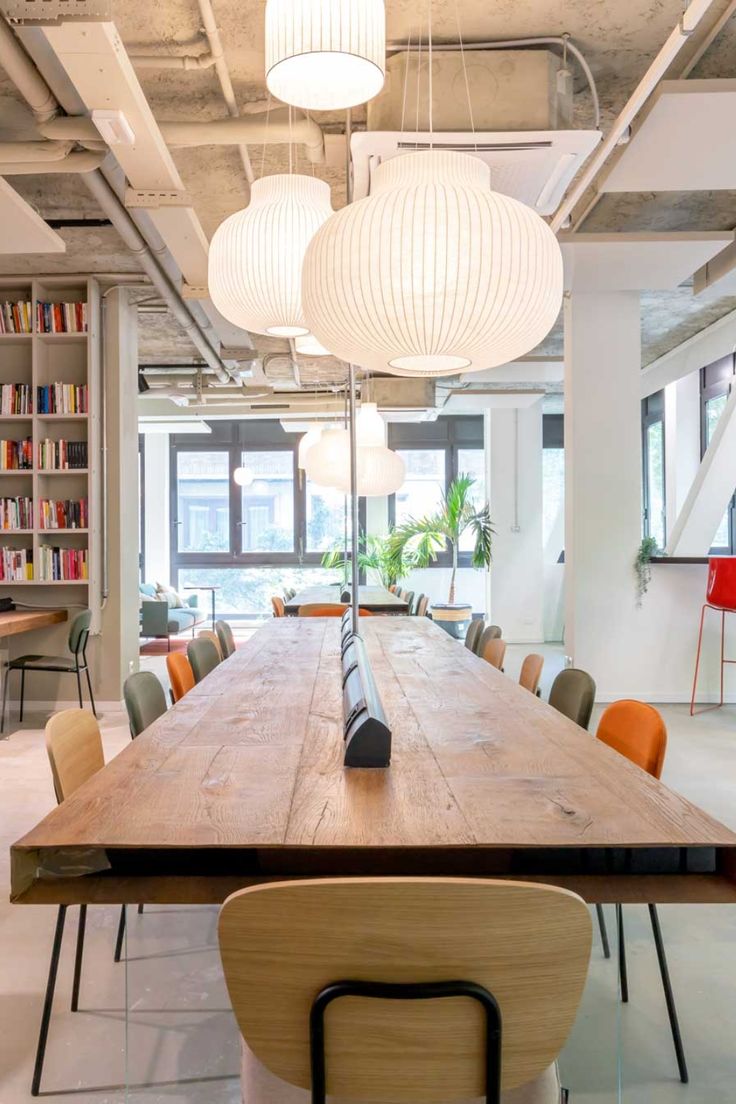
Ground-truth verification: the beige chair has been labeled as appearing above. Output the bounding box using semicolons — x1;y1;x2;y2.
215;619;236;659
477;624;502;657
464;619;484;652
416;593;430;617
219;877;592;1104
519;654;544;696
481;637;507;671
34;711;118;1095
198;628;223;660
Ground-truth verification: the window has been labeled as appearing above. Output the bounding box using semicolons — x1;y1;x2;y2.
306;480;352;552
700;356;735;554
457;447;485;551
176;450;229;552
542;414;564;556
642;391;666;549
240;450;294;553
394;449;445;526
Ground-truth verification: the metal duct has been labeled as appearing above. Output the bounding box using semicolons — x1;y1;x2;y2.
1;150;105;174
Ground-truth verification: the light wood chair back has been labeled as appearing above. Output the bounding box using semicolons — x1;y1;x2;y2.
45;708;104;804
481;637;507;671
416;594;430;617
519;654;544;695
596;699;667;779
464;619;484;652
198;628;223;659
298;603;373;617
272;596;285;617
166;652;196;703
215;619;236;658
477;624;502;657
219;877;592;1100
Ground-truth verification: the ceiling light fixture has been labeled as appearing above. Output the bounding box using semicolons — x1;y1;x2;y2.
302;149;563;376
208;174;333;337
265;0;386;111
294;333;331;357
297;424;324;469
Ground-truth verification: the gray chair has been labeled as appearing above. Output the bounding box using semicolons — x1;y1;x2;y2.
548;668;596;730
188;636;221;683
215;619;236;658
123;671;167;739
476;623;502;657
401;590;414;613
464;619;484;652
1;609;95;733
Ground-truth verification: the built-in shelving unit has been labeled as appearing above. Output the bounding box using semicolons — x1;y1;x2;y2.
0;277;99;591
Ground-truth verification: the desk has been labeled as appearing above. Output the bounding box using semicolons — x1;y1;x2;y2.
0;609;68;740
285;585;408;615
11;616;736;906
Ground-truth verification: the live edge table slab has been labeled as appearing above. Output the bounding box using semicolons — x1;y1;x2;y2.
11;617;736;908
284;585;408;615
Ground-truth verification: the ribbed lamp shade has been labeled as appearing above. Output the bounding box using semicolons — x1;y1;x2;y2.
355;402;386;446
302;150;563;377
304;427;348;486
297;425;323;469
208;174;333;337
265;0;385;110
295;333;330;357
332;445;405;496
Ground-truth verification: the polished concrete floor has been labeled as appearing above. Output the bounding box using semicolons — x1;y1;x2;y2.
1;635;736;1101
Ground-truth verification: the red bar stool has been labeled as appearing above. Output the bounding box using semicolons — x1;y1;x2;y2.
690;557;736;715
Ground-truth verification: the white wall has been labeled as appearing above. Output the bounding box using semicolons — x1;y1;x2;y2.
143;433;170;584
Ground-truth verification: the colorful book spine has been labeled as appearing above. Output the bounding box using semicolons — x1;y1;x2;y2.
0;301;32;334
0;384;32;416
35;301;88;334
39;498;88;530
0;547;32;580
38;545;88;581
37;439;88;470
0;438;33;469
36;384;88;415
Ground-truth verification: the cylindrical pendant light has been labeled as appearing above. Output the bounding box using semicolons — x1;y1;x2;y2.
265;0;386;111
302;150;563;376
208;174;333;337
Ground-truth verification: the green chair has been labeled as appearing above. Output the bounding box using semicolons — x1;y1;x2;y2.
401;589;414;613
215;619;236;659
1;609;95;733
187;636;221;683
548;668;596;730
464;619;484;652
123;671;167;739
476;623;502;657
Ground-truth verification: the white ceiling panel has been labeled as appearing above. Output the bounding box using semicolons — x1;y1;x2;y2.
0;178;64;254
560;232;734;291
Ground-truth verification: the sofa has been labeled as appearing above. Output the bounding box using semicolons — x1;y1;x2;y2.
139;583;206;649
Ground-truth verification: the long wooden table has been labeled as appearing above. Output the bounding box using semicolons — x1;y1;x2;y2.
285;585;408;614
11;617;736;907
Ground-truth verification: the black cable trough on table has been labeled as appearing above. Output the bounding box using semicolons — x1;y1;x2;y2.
341;608;392;768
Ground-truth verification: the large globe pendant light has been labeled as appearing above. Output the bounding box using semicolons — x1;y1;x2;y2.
304;427;349;486
208;174;332;337
295;333;330;357
302;149;563;376
265;0;386;111
297;424;323;470
305;420;404;496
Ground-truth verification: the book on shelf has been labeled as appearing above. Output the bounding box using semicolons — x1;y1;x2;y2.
0;496;32;530
0;547;32;581
0;301;32;334
0;384;31;416
37;439;87;470
36;383;88;415
0;437;32;469
39;498;88;530
39;545;87;582
36;301;88;334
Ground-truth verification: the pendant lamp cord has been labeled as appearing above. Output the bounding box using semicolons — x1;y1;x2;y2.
259;92;272;179
400;25;412;134
428;0;433;146
288;105;293;174
414;27;422;146
453;0;478;152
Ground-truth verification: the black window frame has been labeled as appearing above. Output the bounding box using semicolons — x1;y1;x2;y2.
641;389;666;548
700;355;736;555
387;416;485;568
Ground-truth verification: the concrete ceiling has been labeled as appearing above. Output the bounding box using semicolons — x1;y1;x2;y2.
1;0;736;381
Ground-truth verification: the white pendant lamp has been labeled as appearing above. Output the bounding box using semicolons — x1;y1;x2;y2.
355;401;386;446
265;0;386;111
297;424;323;470
302;150;563;377
208;174;333;337
332;444;405;496
295;333;331;357
304;427;349;486
233;466;253;487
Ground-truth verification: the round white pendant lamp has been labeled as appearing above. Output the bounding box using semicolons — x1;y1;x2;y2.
297;424;323;470
295;333;331;357
208;174;333;338
302;150;563;377
233;466;253;487
331;444;405;496
265;0;386;111
304;426;349;486
355;401;386;446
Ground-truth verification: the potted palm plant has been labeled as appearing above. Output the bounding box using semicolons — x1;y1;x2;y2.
386;474;493;637
321;532;409;593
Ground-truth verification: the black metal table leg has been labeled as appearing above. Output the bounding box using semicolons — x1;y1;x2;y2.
114;904;126;963
84;664;97;717
648;904;689;1084
70;904;86;1012
596;903;611;959
32;904;67;1096
616;903;628;1003
19;667;25;722
0;663;9;736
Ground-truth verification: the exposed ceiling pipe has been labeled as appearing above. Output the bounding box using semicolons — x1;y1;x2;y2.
550;0;721;232
0;140;71;161
129;51;217;70
0;15;56;122
197;0;255;186
0;151;105;174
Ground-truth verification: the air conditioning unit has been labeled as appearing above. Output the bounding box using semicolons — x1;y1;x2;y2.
363;377;436;416
354;49;601;215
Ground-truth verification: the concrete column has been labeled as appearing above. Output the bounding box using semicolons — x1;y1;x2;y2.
564;292;641;671
143;433;170;583
98;289;140;698
488;402;544;642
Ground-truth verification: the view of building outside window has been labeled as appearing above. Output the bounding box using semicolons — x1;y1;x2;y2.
176;451;229;552
457;448;485;551
179;566;341;618
646;420;666;549
306;481;352;552
394;449;445;527
240;450;294;552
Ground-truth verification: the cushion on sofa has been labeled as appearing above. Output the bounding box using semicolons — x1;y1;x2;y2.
140;583;158;599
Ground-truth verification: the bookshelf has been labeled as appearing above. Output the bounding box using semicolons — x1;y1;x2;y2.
0;277;99;592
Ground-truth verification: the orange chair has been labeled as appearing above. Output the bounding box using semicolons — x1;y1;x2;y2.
519;653;544;695
166;652;195;704
271;596;285;618
595;700;687;1083
298;603;373;617
480;636;506;671
691;556;736;714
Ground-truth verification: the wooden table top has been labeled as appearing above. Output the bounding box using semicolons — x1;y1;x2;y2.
0;608;67;638
11;617;736;906
284;585;408;613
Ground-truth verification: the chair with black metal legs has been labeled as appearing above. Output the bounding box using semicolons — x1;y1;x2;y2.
1;609;95;734
219;878;592;1104
33;709;116;1096
596;699;689;1084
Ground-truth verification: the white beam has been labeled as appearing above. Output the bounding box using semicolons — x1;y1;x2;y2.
641;305;736;397
560;231;733;291
666;384;736;555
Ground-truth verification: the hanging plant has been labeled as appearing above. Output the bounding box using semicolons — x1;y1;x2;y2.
635;536;659;608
